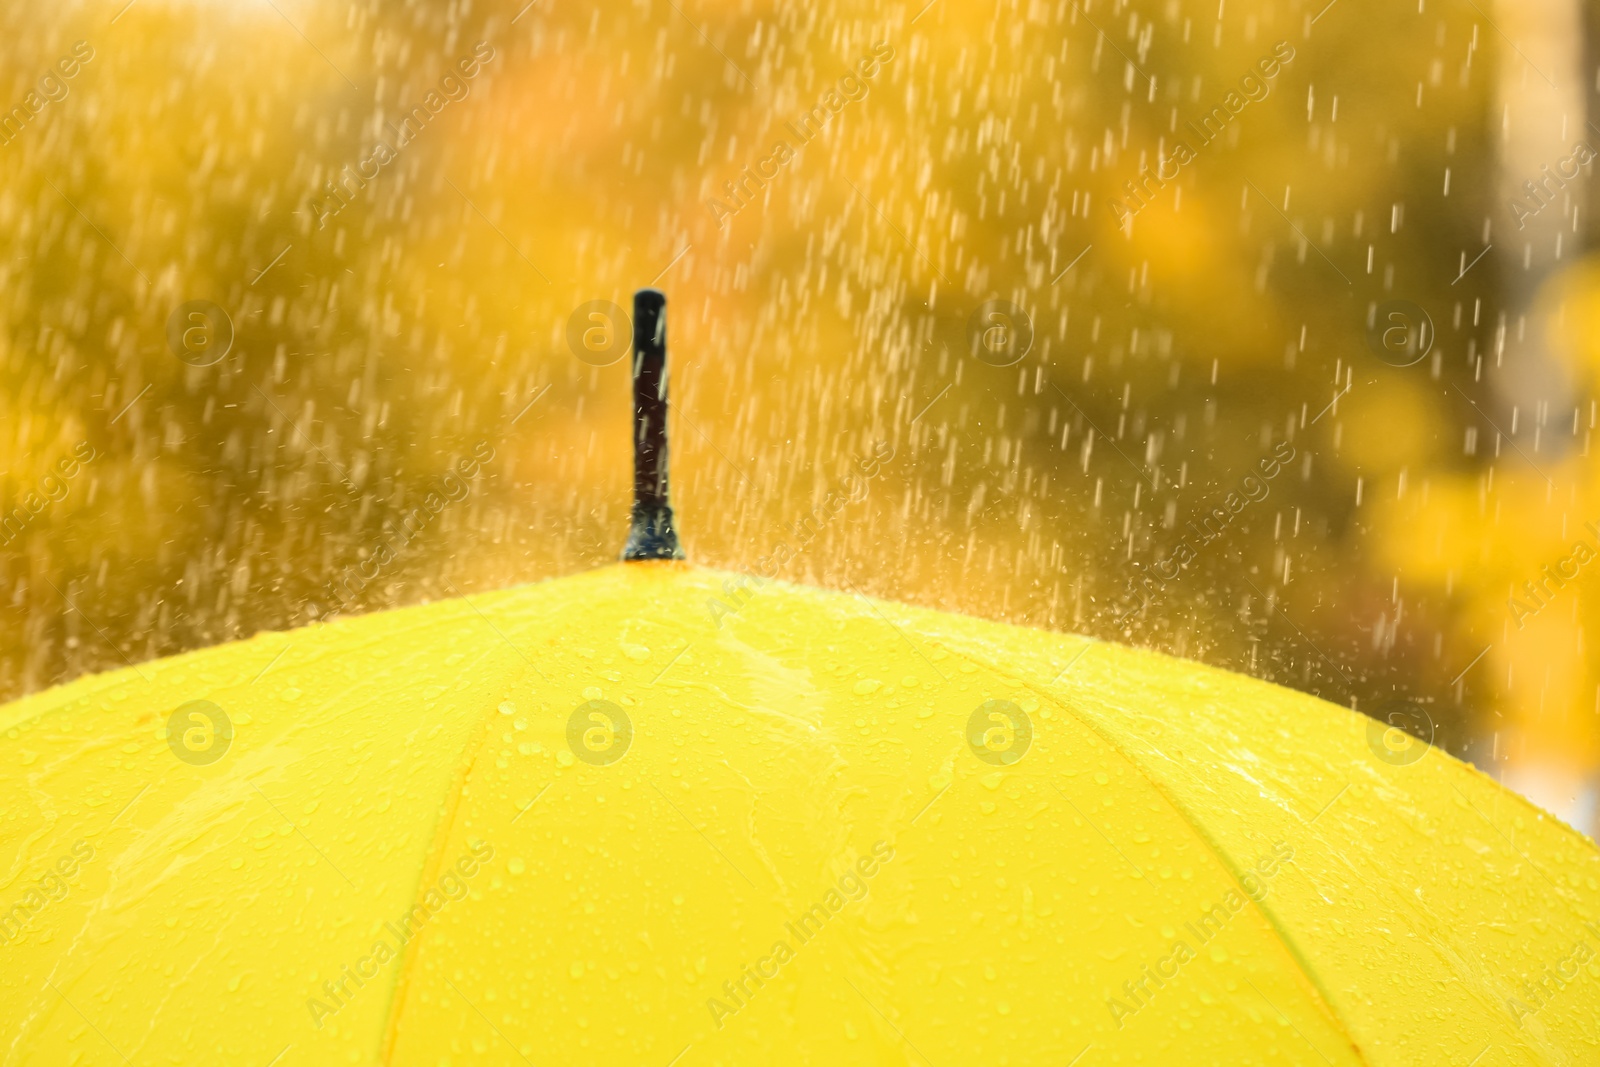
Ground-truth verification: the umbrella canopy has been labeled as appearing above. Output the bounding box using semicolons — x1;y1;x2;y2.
2;560;1598;1066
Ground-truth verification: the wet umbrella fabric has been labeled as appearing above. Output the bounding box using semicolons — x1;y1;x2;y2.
1;561;1597;1065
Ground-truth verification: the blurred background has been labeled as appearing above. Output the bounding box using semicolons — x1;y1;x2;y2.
4;0;1600;833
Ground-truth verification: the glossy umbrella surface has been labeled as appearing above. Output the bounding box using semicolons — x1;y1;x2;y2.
2;561;1597;1065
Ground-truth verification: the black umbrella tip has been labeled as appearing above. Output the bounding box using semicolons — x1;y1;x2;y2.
622;287;685;562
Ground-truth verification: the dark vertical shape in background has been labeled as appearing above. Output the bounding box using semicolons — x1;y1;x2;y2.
622;288;685;560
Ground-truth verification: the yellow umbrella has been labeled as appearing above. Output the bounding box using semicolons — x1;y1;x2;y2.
3;292;1599;1066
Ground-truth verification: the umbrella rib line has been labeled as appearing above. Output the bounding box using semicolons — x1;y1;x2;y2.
374;677;512;1065
934;637;1375;1067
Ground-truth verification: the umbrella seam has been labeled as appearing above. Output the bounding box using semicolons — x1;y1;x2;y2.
372;637;524;1065
935;635;1376;1067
